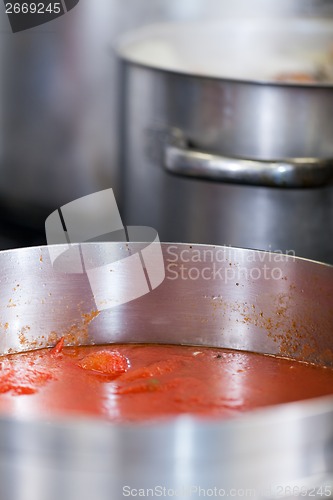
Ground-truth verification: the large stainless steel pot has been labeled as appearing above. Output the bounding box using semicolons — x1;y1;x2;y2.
0;242;332;500
118;19;333;264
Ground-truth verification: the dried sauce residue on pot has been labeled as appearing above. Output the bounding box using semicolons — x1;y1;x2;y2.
11;309;100;353
52;308;100;347
207;284;331;366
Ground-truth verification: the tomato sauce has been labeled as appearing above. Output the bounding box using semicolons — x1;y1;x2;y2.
0;342;332;422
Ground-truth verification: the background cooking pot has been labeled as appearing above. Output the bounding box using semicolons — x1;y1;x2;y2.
118;19;333;264
0;242;332;499
1;0;333;243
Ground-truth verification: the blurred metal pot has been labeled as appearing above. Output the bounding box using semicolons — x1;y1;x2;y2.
1;0;333;232
118;19;333;263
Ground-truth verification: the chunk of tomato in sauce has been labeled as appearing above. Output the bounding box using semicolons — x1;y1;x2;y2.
51;337;64;356
78;350;129;376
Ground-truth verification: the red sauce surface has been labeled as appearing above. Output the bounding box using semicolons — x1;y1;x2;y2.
0;342;332;422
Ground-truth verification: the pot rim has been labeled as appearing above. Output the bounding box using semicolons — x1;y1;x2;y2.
116;19;333;89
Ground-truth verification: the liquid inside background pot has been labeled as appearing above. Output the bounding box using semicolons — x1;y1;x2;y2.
118;19;333;83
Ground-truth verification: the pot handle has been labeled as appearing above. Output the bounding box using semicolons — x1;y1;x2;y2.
164;145;333;188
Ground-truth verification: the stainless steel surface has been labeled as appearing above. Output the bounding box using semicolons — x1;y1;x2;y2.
118;19;333;263
118;20;333;161
165;144;333;188
0;243;332;499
